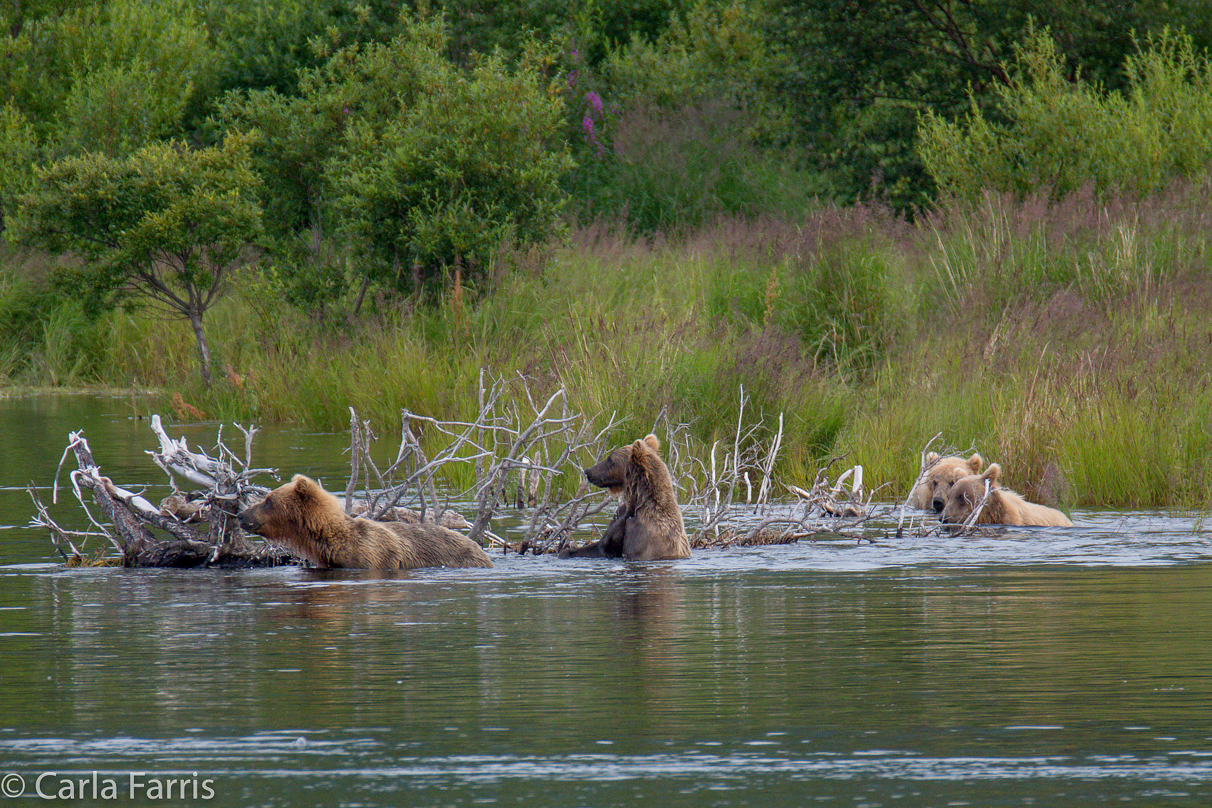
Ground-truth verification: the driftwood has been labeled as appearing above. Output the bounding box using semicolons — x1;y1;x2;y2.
27;375;629;565
651;387;784;543
786;457;869;520
341;373;624;555
30;374;978;567
29;426;292;568
711;457;884;548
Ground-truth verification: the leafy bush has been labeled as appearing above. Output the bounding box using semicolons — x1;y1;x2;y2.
919;29;1212;200
0;103;38;231
0;254;106;384
198;0;404;97
328;42;572;296
2;0;215;153
222;16;572;306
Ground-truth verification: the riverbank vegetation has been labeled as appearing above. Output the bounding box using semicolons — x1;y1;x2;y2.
7;186;1212;509
3;2;1212;508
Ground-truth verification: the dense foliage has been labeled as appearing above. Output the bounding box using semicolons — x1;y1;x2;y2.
5;1;1209;259
765;0;1212;210
919;30;1212;200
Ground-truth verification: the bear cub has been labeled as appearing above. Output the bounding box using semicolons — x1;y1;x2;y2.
940;464;1073;527
909;451;984;512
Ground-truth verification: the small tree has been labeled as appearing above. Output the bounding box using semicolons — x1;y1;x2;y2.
322;19;572;305
12;134;264;385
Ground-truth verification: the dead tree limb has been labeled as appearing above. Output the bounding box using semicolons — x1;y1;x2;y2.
32;425;293;568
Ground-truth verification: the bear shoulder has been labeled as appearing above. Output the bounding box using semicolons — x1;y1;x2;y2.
979;487;1019;525
986;487;1072;527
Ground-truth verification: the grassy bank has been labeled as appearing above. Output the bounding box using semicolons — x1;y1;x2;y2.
4;187;1212;509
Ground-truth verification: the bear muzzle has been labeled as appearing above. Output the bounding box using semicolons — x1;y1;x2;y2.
237;508;263;534
938;511;964;527
584;467;611;489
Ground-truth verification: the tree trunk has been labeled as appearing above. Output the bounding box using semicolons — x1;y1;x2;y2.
189;309;213;387
351;273;370;317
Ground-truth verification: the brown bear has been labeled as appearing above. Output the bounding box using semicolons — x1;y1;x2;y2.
939;464;1073;527
909;451;984;512
559;434;691;561
237;475;494;570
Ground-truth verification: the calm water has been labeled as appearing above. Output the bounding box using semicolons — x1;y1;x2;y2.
2;394;1212;807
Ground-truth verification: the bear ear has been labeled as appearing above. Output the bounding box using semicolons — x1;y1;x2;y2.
982;463;1001;484
291;474;320;502
643;434;660;452
925;451;940;464
632;438;648;455
968;453;983;473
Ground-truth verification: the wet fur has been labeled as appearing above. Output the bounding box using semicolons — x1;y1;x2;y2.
238;475;494;570
561;434;690;561
940;464;1073;527
909;452;984;512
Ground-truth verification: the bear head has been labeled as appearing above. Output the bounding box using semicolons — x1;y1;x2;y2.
585;434;662;496
924;451;984;513
238;474;337;542
939;464;1002;526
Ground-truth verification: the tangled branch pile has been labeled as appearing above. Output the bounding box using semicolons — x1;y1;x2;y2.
29;379;950;569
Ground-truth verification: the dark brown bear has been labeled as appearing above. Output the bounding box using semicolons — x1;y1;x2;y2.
238;475;494;570
559;434;690;561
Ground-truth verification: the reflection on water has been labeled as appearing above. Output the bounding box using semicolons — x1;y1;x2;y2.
2;395;1212;806
3;561;1212;806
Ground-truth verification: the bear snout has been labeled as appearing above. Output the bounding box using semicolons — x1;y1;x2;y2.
585;467;607;488
237;509;262;534
931;497;946;512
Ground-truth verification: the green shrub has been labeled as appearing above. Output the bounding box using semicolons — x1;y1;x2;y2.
0;103;38;232
0;262;107;384
918;29;1212;200
220;16;573;308
3;0;216;153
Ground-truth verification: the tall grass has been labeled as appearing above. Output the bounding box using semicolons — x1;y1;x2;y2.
4;185;1212;509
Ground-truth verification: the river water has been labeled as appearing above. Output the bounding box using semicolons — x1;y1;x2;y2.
2;394;1211;807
